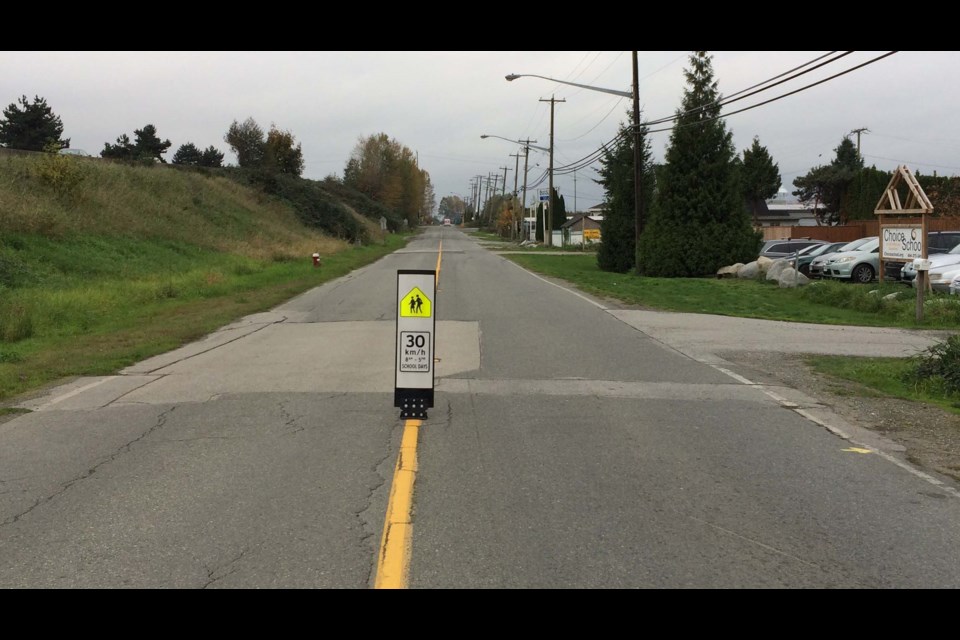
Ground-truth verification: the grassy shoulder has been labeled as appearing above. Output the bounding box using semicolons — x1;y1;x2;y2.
0;233;409;402
504;252;960;413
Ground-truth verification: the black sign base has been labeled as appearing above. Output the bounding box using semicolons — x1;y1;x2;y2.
395;388;433;420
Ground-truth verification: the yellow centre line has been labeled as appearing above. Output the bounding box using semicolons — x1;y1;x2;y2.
374;236;442;589
374;418;420;589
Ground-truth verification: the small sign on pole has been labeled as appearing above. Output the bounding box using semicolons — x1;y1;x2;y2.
395;270;436;419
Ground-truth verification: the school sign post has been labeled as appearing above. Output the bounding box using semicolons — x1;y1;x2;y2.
394;270;436;419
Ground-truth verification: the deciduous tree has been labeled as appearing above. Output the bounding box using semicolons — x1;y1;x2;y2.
225;117;266;168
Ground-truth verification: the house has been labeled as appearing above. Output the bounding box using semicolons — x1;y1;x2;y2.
561;213;603;245
750;189;823;227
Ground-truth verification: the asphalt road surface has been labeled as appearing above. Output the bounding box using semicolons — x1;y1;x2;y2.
2;226;959;588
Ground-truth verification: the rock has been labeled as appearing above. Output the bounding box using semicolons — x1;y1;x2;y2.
778;268;810;288
716;264;741;279
738;261;760;279
766;259;789;281
756;256;774;273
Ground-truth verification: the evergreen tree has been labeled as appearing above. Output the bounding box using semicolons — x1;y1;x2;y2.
637;52;760;277
0;95;70;151
843;165;891;220
133;124;172;163
793;136;864;224
741;136;781;225
199;145;224;168
535;201;544;242
172;142;202;165
101;133;136;160
596;118;653;273
552;188;566;230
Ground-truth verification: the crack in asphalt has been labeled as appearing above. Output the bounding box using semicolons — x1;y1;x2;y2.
355;420;400;588
277;401;304;436
201;547;249;589
0;406;178;528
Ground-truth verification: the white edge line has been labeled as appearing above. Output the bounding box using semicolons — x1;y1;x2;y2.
711;364;960;498
503;252;960;498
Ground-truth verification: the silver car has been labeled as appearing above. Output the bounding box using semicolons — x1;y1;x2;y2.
822;237;881;283
808;236;875;279
903;243;960;284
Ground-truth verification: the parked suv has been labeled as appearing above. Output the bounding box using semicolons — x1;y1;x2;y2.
759;238;825;260
884;230;960;282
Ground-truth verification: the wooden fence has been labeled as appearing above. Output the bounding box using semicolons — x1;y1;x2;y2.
758;217;960;242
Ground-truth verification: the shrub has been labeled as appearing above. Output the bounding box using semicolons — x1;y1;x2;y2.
903;335;960;396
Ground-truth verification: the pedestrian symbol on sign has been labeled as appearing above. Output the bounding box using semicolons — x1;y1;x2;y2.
399;287;432;317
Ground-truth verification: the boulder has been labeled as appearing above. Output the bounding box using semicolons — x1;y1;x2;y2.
738;261;760;279
716;264;742;279
778;268;810;288
766;259;789;281
756;256;774;272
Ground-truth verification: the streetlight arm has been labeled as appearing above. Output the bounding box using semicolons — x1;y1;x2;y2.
506;73;632;98
480;134;549;153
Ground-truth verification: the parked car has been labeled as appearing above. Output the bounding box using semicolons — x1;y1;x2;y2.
808;236;875;279
903;242;960;284
883;230;960;281
759;238;825;260
787;241;849;276
930;264;960;293
821;237;881;283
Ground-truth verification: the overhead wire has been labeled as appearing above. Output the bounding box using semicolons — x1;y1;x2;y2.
548;51;896;176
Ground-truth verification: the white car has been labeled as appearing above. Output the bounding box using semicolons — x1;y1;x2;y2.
931;265;960;294
904;244;960;284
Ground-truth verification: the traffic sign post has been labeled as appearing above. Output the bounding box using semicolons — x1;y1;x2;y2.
395;270;436;419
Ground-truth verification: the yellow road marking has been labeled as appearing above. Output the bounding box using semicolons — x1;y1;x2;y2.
435;239;442;287
842;447;873;454
374;419;420;589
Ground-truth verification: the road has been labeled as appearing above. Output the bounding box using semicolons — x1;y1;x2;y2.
2;226;959;588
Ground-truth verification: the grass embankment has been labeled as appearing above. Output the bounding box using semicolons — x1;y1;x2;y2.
504;252;960;413
0;153;407;401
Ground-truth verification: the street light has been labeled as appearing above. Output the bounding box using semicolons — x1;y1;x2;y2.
506;53;643;267
481;134;549;241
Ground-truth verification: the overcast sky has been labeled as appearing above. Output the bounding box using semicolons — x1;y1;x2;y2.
2;51;955;213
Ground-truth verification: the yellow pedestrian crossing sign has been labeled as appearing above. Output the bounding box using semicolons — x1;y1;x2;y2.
400;287;431;317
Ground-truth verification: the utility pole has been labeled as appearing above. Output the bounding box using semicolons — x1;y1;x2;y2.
519;139;535;242
474;175;484;223
540;95;565;247
500;166;510;197
509;152;522;239
849;127;870;160
632;50;643;274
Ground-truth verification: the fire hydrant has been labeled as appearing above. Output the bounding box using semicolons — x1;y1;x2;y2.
312;253;321;268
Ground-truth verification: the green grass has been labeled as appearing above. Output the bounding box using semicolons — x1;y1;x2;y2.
805;354;960;416
504;253;960;329
0;234;408;401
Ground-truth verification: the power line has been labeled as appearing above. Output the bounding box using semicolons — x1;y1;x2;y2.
549;51;897;176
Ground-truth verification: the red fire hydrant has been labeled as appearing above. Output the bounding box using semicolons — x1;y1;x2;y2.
312;253;321;268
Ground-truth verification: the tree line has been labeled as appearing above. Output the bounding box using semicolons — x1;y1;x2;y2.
594;51;960;278
0;95;436;227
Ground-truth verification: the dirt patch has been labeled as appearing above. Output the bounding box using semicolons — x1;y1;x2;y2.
722;350;960;483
